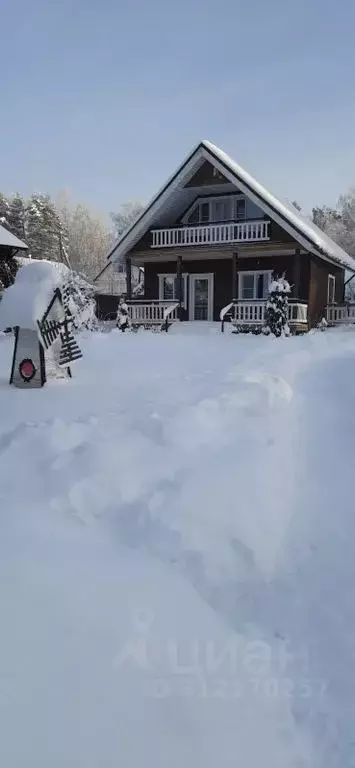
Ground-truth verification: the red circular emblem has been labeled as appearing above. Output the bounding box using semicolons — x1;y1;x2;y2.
19;358;36;382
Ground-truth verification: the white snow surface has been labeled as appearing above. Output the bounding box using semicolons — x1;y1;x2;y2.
0;260;67;329
1;323;355;767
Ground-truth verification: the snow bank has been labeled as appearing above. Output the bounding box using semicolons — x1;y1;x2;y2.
0;325;355;766
0;260;65;329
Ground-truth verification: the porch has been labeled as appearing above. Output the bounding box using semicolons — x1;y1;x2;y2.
326;303;355;325
220;299;308;333
124;250;307;329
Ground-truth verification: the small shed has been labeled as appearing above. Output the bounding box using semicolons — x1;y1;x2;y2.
0;223;28;289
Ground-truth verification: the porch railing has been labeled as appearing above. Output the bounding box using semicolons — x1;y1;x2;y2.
220;300;308;332
326;303;355;324
126;300;179;329
151;220;270;248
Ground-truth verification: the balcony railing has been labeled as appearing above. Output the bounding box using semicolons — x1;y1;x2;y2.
220;300;308;331
151;220;270;248
326;303;355;324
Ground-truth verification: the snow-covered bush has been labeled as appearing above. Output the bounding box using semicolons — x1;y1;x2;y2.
264;275;291;337
0;258;97;333
63;269;97;331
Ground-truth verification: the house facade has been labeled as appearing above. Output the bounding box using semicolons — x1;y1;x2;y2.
106;141;355;330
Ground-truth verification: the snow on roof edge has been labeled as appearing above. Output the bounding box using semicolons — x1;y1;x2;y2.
0;223;28;250
203;140;355;273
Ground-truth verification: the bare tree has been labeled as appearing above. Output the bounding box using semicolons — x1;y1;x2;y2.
111;201;144;239
56;193;112;281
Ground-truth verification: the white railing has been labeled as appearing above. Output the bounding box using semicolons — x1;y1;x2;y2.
220;300;308;330
151;220;270;248
326;303;355;324
127;301;179;325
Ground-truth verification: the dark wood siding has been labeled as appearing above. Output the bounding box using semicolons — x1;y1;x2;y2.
184;161;233;188
95;293;120;321
308;256;344;326
144;251;311;321
144;259;233;321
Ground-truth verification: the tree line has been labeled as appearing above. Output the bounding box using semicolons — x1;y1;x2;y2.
0;191;143;285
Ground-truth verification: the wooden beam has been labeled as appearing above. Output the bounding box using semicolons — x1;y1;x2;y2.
232;252;238;301
176;253;183;319
126;256;132;299
293;248;301;298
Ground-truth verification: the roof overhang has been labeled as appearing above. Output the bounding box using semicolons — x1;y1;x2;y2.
106;141;355;274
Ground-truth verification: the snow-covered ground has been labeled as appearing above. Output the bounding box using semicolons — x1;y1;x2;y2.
1;323;355;767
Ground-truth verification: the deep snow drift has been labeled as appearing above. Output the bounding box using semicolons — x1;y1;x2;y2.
1;323;355;767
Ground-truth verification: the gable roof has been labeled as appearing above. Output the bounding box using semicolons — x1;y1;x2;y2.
0;223;28;251
107;140;355;273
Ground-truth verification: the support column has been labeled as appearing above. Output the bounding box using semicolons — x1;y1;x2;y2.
232;252;238;301
125;256;132;300
294;248;301;298
176;253;183;320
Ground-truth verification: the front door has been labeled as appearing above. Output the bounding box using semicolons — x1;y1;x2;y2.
189;273;214;320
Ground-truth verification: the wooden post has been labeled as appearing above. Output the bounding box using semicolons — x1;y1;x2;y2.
126;256;132;300
294;248;301;298
232;252;238;301
176;253;183;320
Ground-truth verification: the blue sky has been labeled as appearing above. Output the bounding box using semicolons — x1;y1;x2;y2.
1;0;355;218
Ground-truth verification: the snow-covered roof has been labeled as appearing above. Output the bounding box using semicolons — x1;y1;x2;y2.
0;223;28;251
107;140;355;273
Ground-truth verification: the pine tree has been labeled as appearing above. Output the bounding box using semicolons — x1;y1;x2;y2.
0;257;19;291
26;193;60;261
0;193;10;229
264;276;291;337
7;194;26;241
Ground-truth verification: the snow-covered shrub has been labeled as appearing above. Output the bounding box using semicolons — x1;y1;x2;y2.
264;275;291;337
116;301;130;332
63;269;97;331
317;317;328;331
12;257;97;332
0;257;19;293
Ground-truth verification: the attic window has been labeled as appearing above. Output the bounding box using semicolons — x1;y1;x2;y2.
184;195;246;225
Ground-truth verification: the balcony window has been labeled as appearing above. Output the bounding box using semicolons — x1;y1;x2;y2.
183;195;246;225
235;197;246;221
159;273;187;306
239;271;272;300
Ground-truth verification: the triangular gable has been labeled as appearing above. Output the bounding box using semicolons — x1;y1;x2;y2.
106;141;355;273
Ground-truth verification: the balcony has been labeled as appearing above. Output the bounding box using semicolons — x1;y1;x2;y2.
151;220;270;248
220;299;308;332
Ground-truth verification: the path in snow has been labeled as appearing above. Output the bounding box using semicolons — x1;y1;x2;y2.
1;326;355;766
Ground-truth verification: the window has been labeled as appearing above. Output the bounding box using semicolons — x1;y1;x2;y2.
235;198;246;221
328;274;336;304
200;202;210;223
213;198;232;222
239;271;272;300
159;273;188;307
183;195;247;226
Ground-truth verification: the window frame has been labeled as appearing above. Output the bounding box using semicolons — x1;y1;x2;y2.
158;273;188;308
183;195;247;226
327;274;336;304
238;270;273;300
